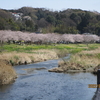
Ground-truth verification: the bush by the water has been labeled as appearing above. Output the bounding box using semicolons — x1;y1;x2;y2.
0;59;17;85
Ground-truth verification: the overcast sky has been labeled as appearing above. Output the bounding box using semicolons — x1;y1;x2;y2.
0;0;100;12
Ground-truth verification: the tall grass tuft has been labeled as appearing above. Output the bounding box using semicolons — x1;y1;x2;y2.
57;47;100;72
0;59;17;85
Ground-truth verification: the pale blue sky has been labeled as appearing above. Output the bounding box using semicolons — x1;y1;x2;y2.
0;0;100;12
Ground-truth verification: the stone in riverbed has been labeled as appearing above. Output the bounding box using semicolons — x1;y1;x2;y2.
48;67;64;73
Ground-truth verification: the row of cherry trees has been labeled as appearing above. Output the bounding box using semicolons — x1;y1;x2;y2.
0;30;100;45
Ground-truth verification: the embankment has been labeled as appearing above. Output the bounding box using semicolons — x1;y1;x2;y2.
0;50;59;85
48;48;100;73
1;45;100;85
0;50;58;65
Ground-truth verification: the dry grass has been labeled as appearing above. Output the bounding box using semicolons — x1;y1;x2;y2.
68;54;99;68
56;47;100;72
0;59;17;85
81;47;100;54
0;49;58;84
0;49;58;65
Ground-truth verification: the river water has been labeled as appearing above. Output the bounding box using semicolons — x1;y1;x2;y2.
0;59;97;100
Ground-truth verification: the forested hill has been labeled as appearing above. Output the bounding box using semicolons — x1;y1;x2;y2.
0;7;100;35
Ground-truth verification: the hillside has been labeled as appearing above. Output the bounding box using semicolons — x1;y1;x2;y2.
0;7;100;35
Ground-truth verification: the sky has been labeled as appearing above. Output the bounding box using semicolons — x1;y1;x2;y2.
0;0;100;12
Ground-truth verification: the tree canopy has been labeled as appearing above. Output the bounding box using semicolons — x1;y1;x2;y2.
0;7;100;35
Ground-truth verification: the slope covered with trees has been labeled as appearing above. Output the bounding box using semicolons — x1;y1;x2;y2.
0;7;100;35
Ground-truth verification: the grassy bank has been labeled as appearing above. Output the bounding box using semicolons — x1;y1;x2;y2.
0;43;98;51
0;50;58;65
0;43;100;66
0;59;17;85
0;43;100;85
48;44;100;73
0;48;59;85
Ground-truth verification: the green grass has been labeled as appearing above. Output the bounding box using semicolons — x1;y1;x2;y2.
69;48;83;54
96;53;100;59
0;43;100;54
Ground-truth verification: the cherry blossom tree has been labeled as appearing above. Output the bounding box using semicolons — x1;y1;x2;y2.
83;34;99;43
60;34;75;43
0;30;100;46
29;33;38;43
46;33;61;44
73;34;84;43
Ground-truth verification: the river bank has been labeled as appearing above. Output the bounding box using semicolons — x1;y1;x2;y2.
48;47;100;73
0;49;59;85
0;59;17;85
0;43;100;85
0;50;59;65
0;59;96;100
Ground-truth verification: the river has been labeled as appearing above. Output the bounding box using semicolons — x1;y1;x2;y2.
0;59;97;100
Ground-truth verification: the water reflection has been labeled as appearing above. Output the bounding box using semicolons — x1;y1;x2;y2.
0;84;13;93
